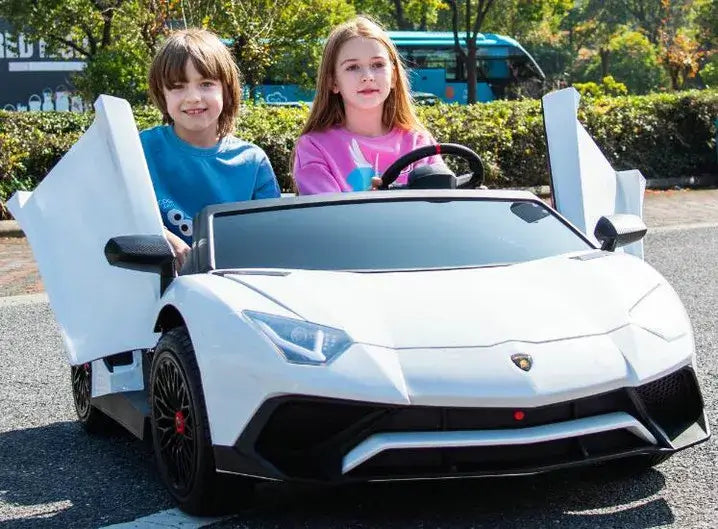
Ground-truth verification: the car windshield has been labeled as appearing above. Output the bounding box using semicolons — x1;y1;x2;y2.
211;198;592;271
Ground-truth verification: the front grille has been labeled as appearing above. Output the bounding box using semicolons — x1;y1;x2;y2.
245;368;702;480
635;368;703;440
254;388;640;479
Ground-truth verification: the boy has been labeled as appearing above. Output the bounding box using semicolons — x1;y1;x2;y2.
142;29;280;266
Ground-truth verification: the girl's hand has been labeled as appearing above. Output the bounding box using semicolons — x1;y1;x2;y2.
370;176;382;190
164;228;191;269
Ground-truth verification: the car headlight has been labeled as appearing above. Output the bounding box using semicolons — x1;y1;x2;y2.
243;311;353;365
629;284;690;341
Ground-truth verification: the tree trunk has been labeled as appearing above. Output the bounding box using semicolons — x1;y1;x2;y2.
599;48;610;78
392;0;410;30
467;40;477;104
669;68;680;90
101;10;114;48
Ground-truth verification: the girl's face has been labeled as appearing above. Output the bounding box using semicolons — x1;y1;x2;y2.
333;37;394;112
163;59;224;146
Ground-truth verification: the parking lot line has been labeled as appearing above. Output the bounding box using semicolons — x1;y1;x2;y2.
99;508;230;528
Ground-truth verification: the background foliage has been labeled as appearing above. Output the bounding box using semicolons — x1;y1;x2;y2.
2;90;717;219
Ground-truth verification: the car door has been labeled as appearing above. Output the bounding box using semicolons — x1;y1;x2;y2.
7;95;166;365
542;87;645;259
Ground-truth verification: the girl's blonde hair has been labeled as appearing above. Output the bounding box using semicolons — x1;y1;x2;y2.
300;15;423;135
148;28;242;138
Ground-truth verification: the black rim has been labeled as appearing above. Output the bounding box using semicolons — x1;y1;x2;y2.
71;363;91;419
153;354;197;494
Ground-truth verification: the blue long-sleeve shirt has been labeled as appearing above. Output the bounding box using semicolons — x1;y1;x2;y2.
140;125;280;244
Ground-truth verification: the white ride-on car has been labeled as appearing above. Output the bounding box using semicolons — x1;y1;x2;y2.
9;91;709;515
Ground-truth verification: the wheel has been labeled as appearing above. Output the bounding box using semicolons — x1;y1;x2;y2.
70;362;112;433
149;327;252;515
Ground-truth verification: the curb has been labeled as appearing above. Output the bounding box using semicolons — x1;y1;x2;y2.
0;220;22;237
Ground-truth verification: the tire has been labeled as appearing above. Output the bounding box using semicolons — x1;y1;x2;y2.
149;327;252;515
70;362;113;433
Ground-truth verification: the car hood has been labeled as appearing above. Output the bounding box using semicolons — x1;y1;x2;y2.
224;251;664;348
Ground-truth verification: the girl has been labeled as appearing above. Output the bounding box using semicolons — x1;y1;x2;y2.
142;28;280;266
293;16;441;195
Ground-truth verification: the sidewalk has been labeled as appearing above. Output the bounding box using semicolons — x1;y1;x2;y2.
1;188;717;298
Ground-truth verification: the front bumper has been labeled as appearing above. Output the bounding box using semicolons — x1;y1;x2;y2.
214;367;709;482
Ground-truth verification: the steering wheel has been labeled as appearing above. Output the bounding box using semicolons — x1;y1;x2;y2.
379;143;485;190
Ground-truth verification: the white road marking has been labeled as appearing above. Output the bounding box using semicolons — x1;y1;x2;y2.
0;498;73;522
99;508;230;528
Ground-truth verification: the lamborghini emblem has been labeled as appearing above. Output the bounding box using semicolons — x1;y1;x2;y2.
511;353;533;371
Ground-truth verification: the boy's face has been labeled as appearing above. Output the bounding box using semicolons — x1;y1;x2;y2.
163;59;224;146
333;37;394;112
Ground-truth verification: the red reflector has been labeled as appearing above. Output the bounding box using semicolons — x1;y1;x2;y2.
436;144;441;155
513;410;525;421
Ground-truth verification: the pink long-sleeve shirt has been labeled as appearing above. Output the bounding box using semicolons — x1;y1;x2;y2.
293;126;440;195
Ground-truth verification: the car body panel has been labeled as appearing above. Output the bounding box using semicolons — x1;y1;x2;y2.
222;251;667;348
156;273;694;447
7;95;165;364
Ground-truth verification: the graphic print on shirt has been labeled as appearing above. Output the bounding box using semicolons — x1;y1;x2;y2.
158;199;193;238
346;139;377;191
167;208;193;237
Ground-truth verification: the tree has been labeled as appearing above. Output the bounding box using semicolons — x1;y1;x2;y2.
660;29;704;89
483;0;573;43
0;0;129;59
574;30;668;93
212;0;354;95
349;0;446;31
444;0;496;104
0;0;161;102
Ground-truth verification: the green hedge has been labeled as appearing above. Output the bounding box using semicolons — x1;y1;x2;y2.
2;90;717;220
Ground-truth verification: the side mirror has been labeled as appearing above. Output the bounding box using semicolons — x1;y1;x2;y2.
104;235;174;272
594;214;647;252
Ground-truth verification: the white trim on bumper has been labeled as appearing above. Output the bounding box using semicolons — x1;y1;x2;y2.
342;412;657;474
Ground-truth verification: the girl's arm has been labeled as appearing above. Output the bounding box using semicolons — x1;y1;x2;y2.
293;136;344;195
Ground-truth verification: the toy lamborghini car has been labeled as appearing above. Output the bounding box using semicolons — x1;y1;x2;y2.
9;94;709;515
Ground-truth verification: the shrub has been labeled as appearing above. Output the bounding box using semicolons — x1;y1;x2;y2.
1;90;717;220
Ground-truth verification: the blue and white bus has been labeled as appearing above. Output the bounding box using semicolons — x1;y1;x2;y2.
256;31;545;105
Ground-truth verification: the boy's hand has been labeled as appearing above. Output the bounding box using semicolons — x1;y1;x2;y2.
164;228;191;269
370;176;383;190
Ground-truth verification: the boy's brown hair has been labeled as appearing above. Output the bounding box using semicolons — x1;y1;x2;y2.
148;28;242;138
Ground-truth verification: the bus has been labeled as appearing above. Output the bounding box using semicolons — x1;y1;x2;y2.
256;31;545;105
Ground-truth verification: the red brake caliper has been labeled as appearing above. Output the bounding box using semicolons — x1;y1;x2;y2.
174;411;186;435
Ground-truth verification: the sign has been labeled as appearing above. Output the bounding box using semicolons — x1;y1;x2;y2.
0;19;86;111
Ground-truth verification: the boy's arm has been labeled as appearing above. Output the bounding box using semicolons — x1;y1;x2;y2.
293;136;344;195
163;227;191;269
252;154;281;199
